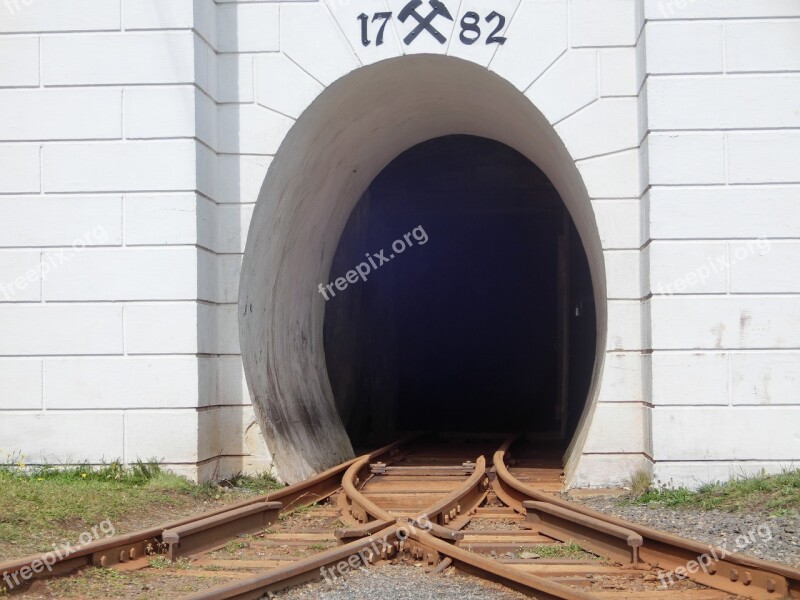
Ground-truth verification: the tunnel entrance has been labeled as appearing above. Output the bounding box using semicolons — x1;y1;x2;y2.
323;135;596;451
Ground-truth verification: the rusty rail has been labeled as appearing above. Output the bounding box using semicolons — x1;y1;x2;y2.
0;436;416;592
492;440;800;600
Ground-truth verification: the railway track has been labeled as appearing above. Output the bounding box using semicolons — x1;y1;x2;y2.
2;434;799;599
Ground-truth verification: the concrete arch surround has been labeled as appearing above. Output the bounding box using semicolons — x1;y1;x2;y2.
239;55;608;484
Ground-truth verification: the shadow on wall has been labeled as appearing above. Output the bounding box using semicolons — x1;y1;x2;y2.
196;4;273;481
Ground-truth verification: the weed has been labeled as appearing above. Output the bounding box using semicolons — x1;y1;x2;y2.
626;468;653;499
628;469;800;514
517;541;594;559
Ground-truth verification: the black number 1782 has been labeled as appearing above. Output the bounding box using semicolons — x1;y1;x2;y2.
357;10;508;47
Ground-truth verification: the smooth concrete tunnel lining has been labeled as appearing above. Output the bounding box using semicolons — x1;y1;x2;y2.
239;55;608;484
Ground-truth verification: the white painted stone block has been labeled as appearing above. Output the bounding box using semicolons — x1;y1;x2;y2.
604;250;643;299
652;407;800;460
42;32;194;85
0;0;120;33
0;304;123;355
0;144;39;193
577;149;641;199
216;203;254;253
598;352;644;402
217;155;271;204
644;0;800;20
45;357;200;409
730;240;800;294
599;48;638;97
606;300;643;351
212;355;249;406
125;303;197;354
193;0;216;49
525;50;597;124
217;55;254;104
0;89;121;141
731;352;800;405
125;409;199;462
648;76;800;130
194;36;217;99
255;54;324;120
571;0;637;48
281;4;359;86
0;196;121;247
570;453;652;488
42;248;197;301
198;303;240;355
651;352;729;405
648;187;800;240
217;3;279;53
211;254;242;305
124;86;196;140
650;296;800;350
196;196;216;251
647;133;725;185
556;98;639;160
645;22;723;74
0;412;124;463
728;132;800;184
0;250;41;302
123;0;194;29
43;141;197;193
591;200;643;250
648;242;728;295
490;0;568;91
198;405;259;458
726;21;800;73
583;403;647;453
124;194;198;246
0;37;39;87
218;104;294;155
0;359;41;409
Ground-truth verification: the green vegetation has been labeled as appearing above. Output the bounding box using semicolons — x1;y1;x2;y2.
628;469;800;515
517;541;596;560
626;468;654;499
148;556;191;570
0;452;283;558
220;472;283;494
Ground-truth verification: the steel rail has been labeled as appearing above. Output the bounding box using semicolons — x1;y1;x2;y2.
177;443;604;600
0;436;415;592
492;440;800;600
183;526;404;600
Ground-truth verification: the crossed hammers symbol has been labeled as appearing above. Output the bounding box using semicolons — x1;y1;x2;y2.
398;0;454;45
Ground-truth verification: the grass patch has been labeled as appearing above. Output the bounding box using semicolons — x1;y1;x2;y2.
148;556;191;570
517;541;595;560
0;455;283;558
629;469;800;515
626;468;653;499
219;472;283;494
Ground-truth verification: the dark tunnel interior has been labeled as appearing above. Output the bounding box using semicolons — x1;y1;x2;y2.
323;135;596;452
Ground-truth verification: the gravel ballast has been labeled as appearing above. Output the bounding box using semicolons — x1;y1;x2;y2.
564;494;800;568
274;564;527;600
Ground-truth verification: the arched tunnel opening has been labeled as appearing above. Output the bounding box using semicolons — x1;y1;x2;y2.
323;135;596;452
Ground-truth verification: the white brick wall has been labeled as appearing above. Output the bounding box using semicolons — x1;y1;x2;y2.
643;1;800;486
0;0;797;489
